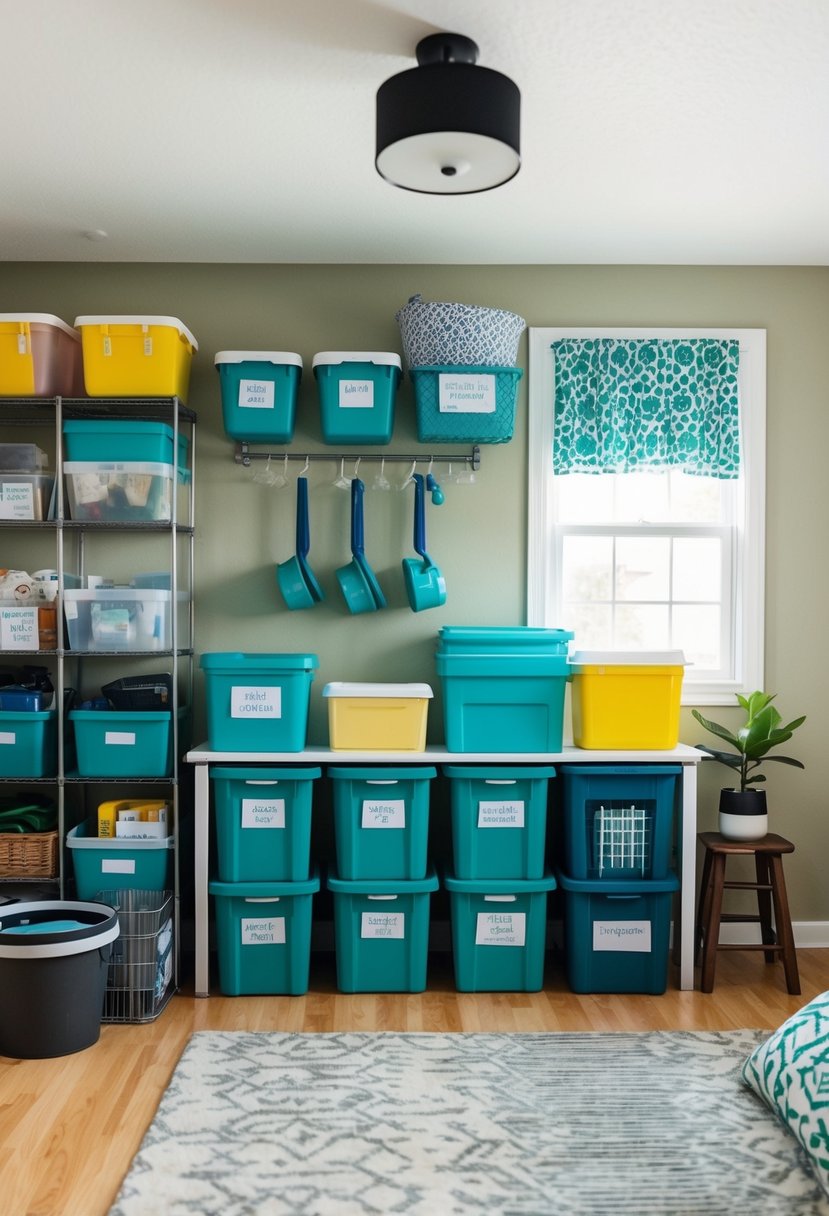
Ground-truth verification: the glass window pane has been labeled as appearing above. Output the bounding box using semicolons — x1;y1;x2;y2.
616;537;670;601
615;473;669;523
673;538;721;601
673;605;721;670
556;475;614;523
562;536;613;601
615;605;670;649
668;471;723;523
564;603;612;649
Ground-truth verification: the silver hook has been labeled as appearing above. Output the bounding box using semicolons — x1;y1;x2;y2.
353;457;362;481
299;456;310;478
399;459;417;490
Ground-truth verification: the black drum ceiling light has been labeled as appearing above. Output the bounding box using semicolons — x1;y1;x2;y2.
375;32;521;195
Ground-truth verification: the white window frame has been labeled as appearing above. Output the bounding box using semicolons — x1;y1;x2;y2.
527;327;766;706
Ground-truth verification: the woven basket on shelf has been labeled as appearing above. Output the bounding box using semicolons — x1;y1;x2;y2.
0;830;58;879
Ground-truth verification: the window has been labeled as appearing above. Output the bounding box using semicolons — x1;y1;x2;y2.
527;327;766;705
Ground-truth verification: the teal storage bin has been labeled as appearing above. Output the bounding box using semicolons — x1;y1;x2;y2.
67;821;173;900
444;872;557;992
69;709;173;777
327;868;438;993
444;765;556;880
0;709;57;777
438;626;573;656
63;420;189;470
557;871;679;995
313;352;401;445
329;766;436;880
210;765;321;882
209;871;319;995
559;766;680;880
410;365;523;444
200;652;318;753
214;351;302;443
435;653;569;753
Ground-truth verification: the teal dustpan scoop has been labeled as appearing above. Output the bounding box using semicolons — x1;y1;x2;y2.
276;476;322;610
402;474;446;612
336;478;380;614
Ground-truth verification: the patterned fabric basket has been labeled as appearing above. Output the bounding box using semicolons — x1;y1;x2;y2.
395;295;526;369
0;829;58;878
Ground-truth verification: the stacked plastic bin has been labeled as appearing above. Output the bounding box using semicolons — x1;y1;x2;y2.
556;766;681;994
326;766;438;992
443;765;557;991
207;766;321;995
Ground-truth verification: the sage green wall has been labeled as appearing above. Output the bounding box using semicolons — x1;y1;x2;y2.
2;264;827;920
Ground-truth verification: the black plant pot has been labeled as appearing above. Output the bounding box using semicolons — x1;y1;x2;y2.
718;788;768;840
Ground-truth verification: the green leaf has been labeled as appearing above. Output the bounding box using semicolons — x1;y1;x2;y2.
746;691;775;719
758;755;805;769
695;746;742;769
780;716;806;733
691;710;741;752
745;773;767;784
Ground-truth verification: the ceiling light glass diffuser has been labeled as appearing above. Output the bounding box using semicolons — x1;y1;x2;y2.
376;33;521;195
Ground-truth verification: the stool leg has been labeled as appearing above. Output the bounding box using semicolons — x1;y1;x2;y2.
769;854;800;995
755;853;776;964
695;848;714;965
700;852;726;993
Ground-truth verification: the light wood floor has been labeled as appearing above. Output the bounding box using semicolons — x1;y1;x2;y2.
4;949;829;1216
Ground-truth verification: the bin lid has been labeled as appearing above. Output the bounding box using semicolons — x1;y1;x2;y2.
0;313;80;338
214;350;302;367
323;682;432;699
442;765;557;780
328;766;437;780
312;351;402;369
74;316;198;350
556;870;680;894
569;650;686;667
327;865;438;895
209;766;322;781
200;652;319;671
209;868;320;898
443;871;557;894
439;626;574;646
66;822;174;850
0;900;119;958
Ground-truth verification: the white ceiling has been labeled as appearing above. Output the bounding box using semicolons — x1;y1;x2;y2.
3;0;829;265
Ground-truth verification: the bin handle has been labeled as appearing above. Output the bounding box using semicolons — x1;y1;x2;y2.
367;895;398;901
484;779;517;785
366;780;398;786
244;897;281;904
244;781;281;787
605;895;641;902
484;895;517;903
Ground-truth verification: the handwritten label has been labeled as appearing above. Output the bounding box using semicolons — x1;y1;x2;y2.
0;482;35;519
241;798;286;829
475;911;526;947
438;373;496;414
477;800;525;828
0;606;38;650
338;379;374;408
230;686;282;719
361;798;406;829
105;731;136;746
241;917;286;945
0;732;16;745
592;921;652;952
102;859;136;874
238;379;275;410
361;911;404;939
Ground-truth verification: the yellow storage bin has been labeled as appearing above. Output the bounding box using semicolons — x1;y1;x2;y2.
569;650;685;749
74;315;198;402
324;683;433;751
0;313;83;397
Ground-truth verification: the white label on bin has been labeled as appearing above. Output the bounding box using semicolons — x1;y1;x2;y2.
0;732;15;745
593;921;652;952
231;686;282;718
242;917;285;945
361;799;406;829
102;859;136;874
105;731;136;746
103;336;112;357
242;798;286;829
0;481;35;519
361;911;404;939
338;380;374;408
17;333;27;355
238;379;275;410
475;911;526;947
0;606;38;650
477;800;525;828
438;374;496;414
143;336;153;357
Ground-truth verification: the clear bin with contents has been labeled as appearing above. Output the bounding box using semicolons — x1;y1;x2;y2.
63;588;182;652
63;461;188;523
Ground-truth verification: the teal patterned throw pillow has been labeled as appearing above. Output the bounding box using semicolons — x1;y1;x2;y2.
743;990;829;1196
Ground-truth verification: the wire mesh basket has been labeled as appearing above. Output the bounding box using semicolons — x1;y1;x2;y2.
94;888;174;1023
592;805;652;878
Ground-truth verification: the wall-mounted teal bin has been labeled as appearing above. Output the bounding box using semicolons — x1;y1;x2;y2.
69;709;174;777
327;868;438;992
200;652;318;753
559;766;680;880
410;365;523;444
444;765;556;880
214;351;302;443
209;871;319;995
557;871;679;995
329;766;437;880
67;821;173;900
435;652;569;753
444;872;556;992
0;709;57;777
63;419;189;470
210;765;321;882
313;351;401;444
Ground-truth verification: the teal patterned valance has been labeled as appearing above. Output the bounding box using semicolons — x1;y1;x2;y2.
552;338;741;477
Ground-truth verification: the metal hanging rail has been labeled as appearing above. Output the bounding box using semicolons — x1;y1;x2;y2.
235;443;481;471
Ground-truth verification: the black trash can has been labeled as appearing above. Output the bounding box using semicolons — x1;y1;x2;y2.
0;900;119;1058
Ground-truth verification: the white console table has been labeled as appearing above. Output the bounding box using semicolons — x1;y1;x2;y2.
186;743;702;996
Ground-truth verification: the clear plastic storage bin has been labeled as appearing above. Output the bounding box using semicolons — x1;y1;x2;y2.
0;473;55;520
63;587;182;652
64;461;188;523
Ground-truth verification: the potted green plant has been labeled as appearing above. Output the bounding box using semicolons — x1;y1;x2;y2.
691;692;806;840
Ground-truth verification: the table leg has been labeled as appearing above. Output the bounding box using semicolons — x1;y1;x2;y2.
194;761;210;997
679;763;698;990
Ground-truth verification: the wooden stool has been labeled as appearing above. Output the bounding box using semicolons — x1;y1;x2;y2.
695;831;800;994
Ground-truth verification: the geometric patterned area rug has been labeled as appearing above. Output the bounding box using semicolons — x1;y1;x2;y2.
109;1031;829;1216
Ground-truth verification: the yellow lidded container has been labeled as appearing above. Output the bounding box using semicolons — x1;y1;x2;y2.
0;313;83;397
569;650;686;749
74;315;198;402
323;682;433;751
